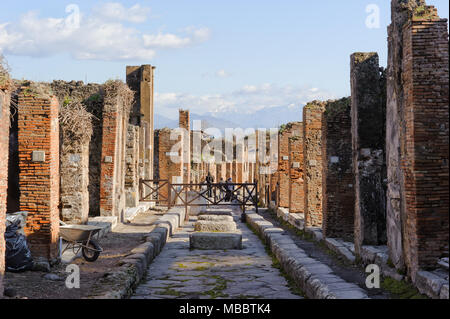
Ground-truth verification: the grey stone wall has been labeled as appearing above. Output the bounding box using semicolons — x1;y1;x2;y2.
350;53;387;256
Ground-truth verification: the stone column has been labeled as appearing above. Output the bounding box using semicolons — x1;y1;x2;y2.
350;53;387;255
322;98;355;241
303;101;326;227
179;110;190;184
0;88;11;297
18;89;60;261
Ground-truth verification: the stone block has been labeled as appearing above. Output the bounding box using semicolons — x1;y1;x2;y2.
194;221;237;233
198;215;233;222
190;232;243;250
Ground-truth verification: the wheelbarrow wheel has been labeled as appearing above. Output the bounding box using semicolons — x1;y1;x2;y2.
82;240;101;262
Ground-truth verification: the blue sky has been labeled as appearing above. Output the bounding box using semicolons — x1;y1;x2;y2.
1;1;448;125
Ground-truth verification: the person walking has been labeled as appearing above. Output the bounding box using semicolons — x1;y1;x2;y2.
206;172;214;197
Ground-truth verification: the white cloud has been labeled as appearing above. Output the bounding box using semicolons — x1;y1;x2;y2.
155;83;336;119
0;4;211;61
93;3;150;23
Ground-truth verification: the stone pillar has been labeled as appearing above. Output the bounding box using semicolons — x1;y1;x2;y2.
322;98;355;241
278;123;303;211
126;65;155;182
303;101;326;227
18;89;60;261
0;88;10;297
179;110;190;184
350;53;387;255
125;125;140;207
400;7;449;279
288;124;304;214
60;128;90;225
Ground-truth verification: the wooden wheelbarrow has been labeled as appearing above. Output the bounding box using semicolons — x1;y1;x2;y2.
59;222;104;262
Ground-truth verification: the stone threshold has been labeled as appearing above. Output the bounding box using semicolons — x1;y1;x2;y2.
275;206;449;300
86;207;186;299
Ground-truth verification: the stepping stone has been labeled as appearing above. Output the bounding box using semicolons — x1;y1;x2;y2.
190;232;243;250
198;211;233;217
194;221;237;232
198;215;234;222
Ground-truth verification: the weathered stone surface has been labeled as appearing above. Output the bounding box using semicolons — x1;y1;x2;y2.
190;232;243;250
198;215;233;222
198;210;233;217
415;271;448;299
194;221;237;233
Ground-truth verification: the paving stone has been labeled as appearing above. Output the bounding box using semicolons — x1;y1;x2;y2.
190;232;243;250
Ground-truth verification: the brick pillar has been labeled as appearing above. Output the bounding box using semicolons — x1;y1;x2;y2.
179;110;190;184
322;98;355;241
18;90;60;261
400;8;449;278
350;53;387;255
157;128;183;201
303;101;326;227
0;89;10;296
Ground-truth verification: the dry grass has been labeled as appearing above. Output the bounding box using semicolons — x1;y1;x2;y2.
104;79;135;115
59;100;94;143
0;55;14;90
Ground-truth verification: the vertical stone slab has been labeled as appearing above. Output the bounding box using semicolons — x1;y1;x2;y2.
401;7;449;278
350;53;387;255
125;125;140;207
322;98;355;241
18;90;60;261
179;110;190;184
303;101;326;227
0;89;10;297
289;124;304;214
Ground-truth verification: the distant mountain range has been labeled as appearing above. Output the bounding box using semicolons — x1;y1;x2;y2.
155;105;304;131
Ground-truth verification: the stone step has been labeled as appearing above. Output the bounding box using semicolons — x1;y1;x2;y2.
194;220;237;232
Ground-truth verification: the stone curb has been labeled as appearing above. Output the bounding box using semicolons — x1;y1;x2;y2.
273;207;449;299
86;207;184;299
246;212;369;299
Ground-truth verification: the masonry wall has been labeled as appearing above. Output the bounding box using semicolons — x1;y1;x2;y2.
400;9;449;278
51;81;104;216
60;130;90;224
350;53;387;255
322;98;355;241
18;90;60;260
0;88;10;297
303;101;326;227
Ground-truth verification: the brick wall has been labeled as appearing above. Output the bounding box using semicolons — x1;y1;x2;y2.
18;89;60;260
0;89;10;297
322;98;355;241
125;125;140;207
350;53;387;256
156;128;183;201
401;9;449;277
303;101;326;227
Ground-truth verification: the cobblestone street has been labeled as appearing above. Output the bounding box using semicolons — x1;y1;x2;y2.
132;208;302;299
